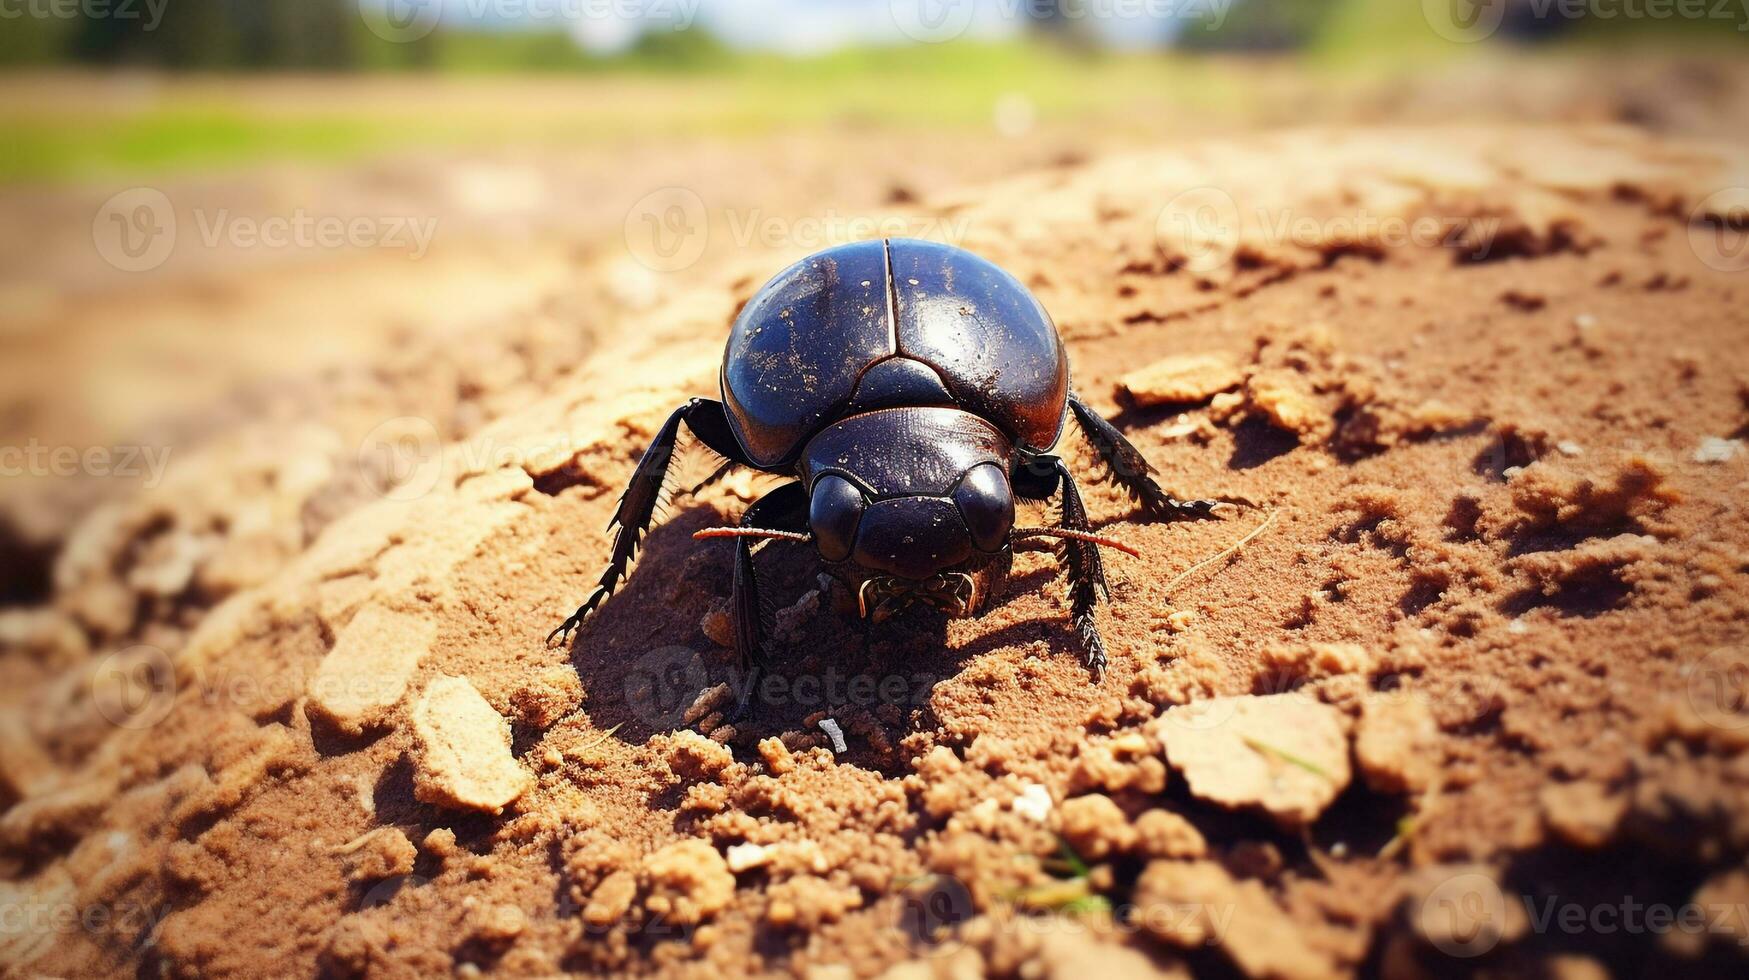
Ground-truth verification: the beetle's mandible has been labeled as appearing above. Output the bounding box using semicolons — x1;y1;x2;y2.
549;239;1222;700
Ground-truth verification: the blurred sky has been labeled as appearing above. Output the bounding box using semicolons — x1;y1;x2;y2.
360;0;1198;54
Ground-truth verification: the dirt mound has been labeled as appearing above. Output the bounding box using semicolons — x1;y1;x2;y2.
4;126;1749;978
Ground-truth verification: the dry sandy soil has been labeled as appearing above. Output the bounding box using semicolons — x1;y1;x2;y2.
3;119;1749;979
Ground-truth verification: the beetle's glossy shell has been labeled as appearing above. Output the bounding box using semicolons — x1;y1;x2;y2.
721;239;1069;467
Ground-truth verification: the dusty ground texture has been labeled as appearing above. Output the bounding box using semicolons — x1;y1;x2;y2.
4;122;1749;979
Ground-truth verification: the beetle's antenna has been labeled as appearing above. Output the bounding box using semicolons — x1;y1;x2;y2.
1010;527;1142;558
692;527;813;544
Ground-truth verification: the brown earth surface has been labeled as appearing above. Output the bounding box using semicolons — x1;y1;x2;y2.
4;123;1749;978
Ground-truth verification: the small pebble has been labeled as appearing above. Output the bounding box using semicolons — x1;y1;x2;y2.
1693;437;1741;464
726;842;771;872
1012;782;1054;823
1556;441;1583;457
817;718;847;753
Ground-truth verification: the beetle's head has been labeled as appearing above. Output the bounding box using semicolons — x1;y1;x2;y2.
802;407;1016;620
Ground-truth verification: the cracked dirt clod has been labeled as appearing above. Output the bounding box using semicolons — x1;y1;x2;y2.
1354;693;1440;795
641;839;736;926
1246;371;1331;441
410;676;531;814
1117;352;1244;406
1539;780;1627;849
1156;694;1351;829
1057;793;1134;860
1135;860;1337;980
308;604;438;734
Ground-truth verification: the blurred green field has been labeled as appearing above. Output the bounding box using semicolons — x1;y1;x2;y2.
0;40;1274;183
3;0;1743;186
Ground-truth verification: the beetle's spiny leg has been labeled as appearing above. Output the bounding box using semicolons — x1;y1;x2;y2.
1053;459;1110;679
1066;395;1227;523
1054;463;1108;603
549;402;698;646
719;482;809;723
549;398;765;649
685;458;738;498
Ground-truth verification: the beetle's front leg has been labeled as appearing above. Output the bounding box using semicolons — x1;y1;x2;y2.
724;482;808;720
1013;453;1110;680
548;398;750;646
1053;459;1110;679
1067;394;1225;521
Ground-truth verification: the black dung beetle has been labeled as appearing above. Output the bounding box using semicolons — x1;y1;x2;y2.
549;239;1221;694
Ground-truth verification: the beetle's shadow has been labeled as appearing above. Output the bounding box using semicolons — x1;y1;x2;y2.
557;514;1087;754
557;504;739;746
730;564;1091;736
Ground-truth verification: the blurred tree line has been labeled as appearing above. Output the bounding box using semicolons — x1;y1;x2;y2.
1183;0;1749;50
0;0;434;68
1;0;1738;71
0;0;741;70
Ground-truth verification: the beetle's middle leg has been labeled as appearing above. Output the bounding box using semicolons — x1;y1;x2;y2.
1013;455;1110;679
1067;394;1224;521
725;482;808;718
548;397;753;646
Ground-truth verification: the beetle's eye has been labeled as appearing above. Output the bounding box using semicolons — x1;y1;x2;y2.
809;475;865;562
953;463;1015;552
